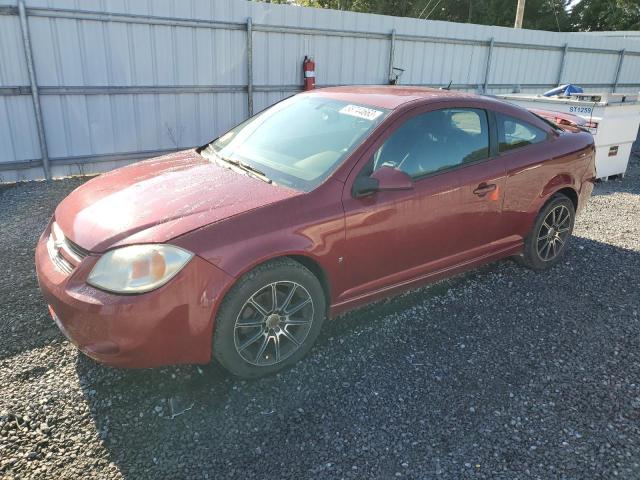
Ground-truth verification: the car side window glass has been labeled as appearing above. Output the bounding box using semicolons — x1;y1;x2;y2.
497;113;547;153
372;108;490;179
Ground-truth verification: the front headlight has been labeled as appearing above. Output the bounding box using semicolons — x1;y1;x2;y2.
87;244;194;294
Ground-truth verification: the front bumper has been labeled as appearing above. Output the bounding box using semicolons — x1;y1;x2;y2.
35;224;234;368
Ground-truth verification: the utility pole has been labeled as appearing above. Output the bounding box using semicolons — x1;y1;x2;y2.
514;0;525;28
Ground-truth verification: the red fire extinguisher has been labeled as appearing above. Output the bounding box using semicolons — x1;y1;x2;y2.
303;55;315;91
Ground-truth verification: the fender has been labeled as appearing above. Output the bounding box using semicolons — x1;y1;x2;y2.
172;178;347;304
539;173;577;204
521;173;578;236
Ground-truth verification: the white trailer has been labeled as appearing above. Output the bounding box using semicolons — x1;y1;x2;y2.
496;92;640;179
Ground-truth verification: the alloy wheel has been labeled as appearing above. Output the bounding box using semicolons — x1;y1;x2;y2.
536;204;572;261
233;281;314;366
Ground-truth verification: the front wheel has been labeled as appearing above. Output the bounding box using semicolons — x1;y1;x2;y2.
213;258;326;378
517;193;575;270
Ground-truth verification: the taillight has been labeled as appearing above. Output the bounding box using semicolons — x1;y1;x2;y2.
585;121;599;134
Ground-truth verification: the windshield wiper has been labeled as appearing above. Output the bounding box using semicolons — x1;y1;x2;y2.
207;148;272;184
230;158;272;184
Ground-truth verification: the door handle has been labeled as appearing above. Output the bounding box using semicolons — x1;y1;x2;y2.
473;183;497;196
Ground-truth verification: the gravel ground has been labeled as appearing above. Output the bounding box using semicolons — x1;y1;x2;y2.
1;158;639;479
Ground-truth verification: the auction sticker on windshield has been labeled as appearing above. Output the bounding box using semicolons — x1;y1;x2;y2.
339;104;384;121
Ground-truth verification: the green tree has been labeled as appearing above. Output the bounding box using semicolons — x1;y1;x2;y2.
262;0;573;31
259;0;640;32
570;0;640;31
460;0;571;30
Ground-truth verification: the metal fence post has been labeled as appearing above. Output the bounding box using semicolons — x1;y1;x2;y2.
388;29;396;84
483;37;494;94
612;48;625;93
18;0;50;180
557;43;568;86
246;17;254;117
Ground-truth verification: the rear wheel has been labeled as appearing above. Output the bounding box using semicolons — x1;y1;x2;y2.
517;194;575;270
213;258;326;378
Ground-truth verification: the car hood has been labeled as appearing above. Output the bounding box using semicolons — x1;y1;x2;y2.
55;149;300;252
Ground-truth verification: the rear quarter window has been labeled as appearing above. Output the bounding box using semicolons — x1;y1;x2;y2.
497;113;548;153
450;110;483;135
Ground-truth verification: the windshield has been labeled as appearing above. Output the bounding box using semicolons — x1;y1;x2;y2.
202;95;389;192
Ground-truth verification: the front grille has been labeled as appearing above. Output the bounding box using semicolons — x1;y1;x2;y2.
47;222;90;275
47;234;74;274
65;237;89;260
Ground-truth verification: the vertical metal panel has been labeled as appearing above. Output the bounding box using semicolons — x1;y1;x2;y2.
612;49;625;92
18;0;50;179
557;43;568;86
0;10;38;166
388;29;395;83
491;47;562;86
0;96;41;164
246;17;253;116
0;14;29;86
483;38;494;93
618;53;640;87
23;2;249;162
395;40;486;86
562;51;621;85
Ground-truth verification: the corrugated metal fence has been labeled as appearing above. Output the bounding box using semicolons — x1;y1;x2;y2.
1;0;639;182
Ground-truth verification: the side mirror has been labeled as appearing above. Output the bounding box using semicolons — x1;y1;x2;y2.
371;166;414;191
352;166;414;199
352;176;379;198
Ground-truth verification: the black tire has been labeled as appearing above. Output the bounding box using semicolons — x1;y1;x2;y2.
213;258;326;378
517;193;576;271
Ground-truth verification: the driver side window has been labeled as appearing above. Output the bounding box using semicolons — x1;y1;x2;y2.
371;108;490;179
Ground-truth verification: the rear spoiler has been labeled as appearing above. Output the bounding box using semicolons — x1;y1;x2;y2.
527;108;594;134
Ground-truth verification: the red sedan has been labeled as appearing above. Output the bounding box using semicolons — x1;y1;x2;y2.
36;86;596;378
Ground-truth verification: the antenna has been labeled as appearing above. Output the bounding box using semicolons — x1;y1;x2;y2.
389;67;405;85
440;80;453;90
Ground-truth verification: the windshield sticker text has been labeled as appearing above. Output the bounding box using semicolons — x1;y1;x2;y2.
339;104;383;121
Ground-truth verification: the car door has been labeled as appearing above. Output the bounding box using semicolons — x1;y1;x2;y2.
339;103;512;301
493;111;563;239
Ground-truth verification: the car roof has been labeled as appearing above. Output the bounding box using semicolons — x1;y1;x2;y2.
311;85;483;110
